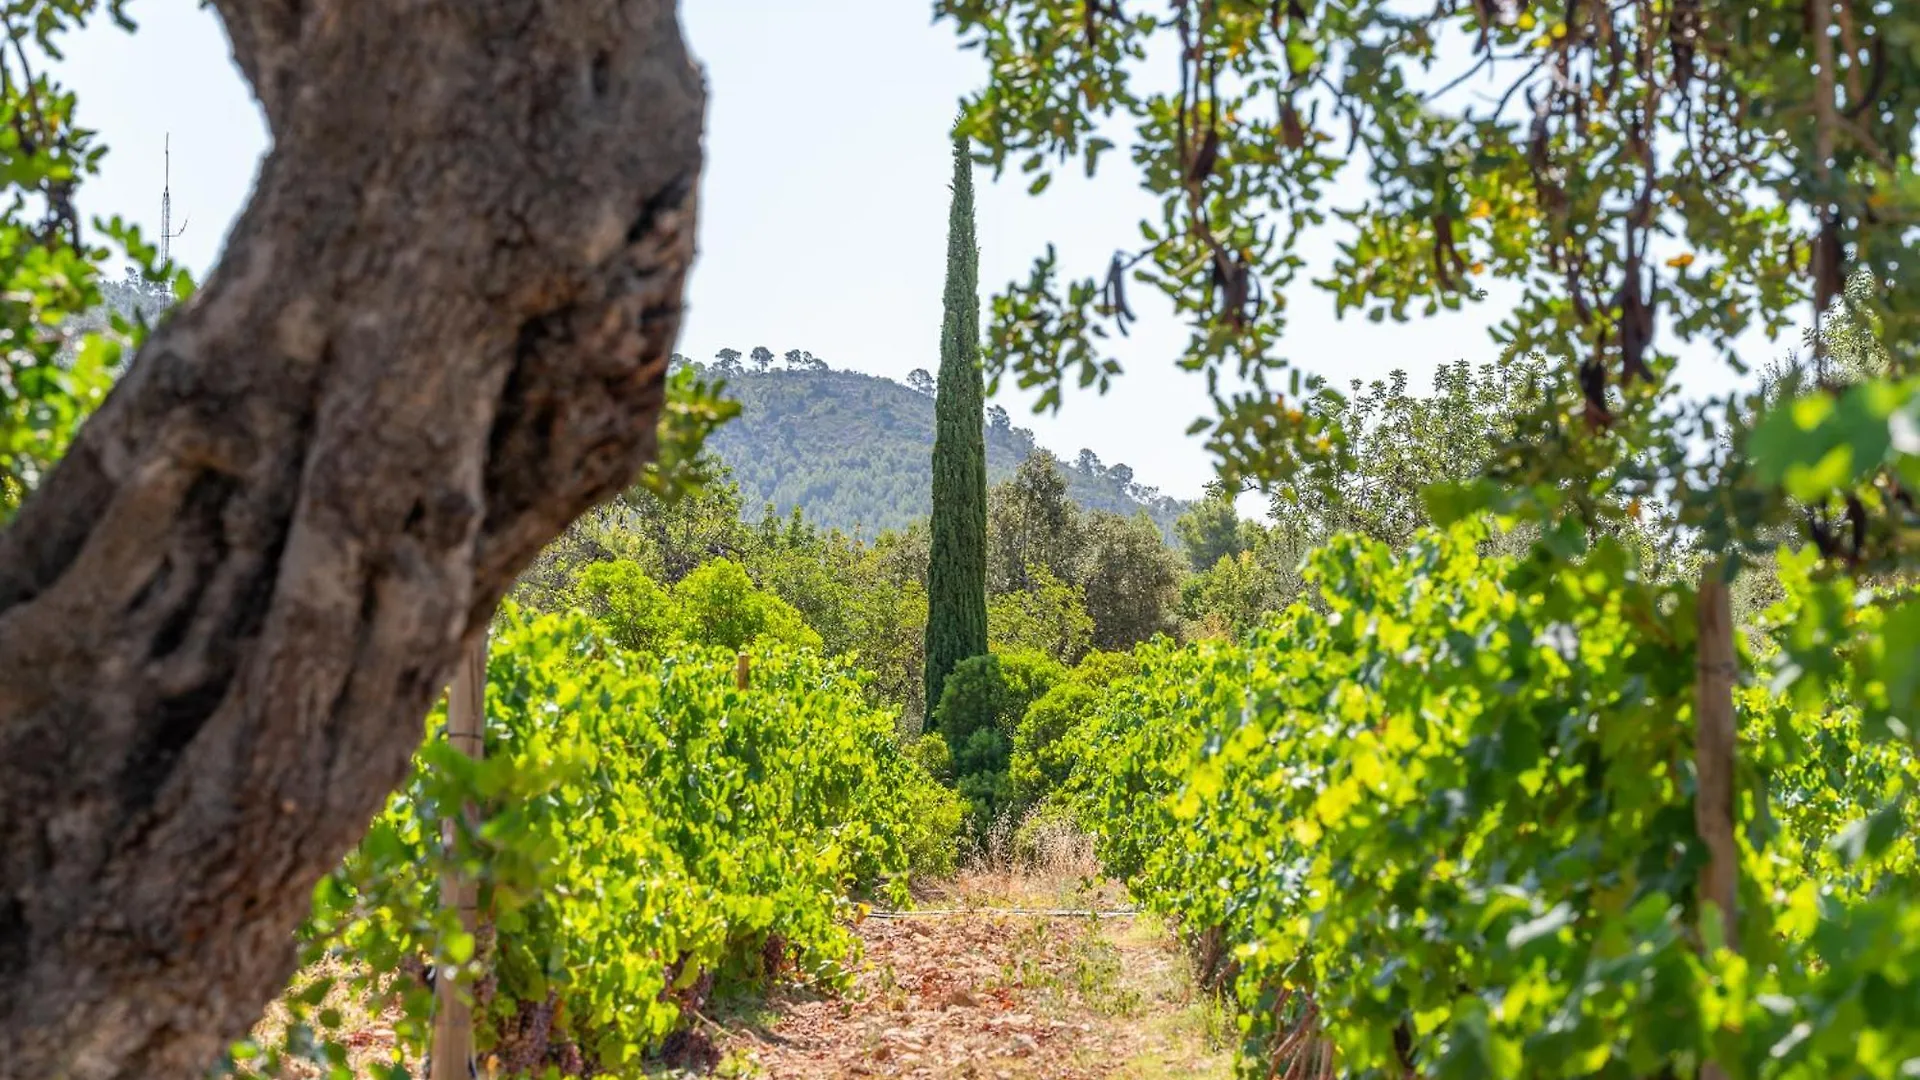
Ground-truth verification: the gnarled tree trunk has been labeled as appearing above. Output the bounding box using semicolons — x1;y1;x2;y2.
0;2;703;1076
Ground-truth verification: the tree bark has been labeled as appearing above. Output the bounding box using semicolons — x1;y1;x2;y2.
0;2;704;1076
1695;568;1739;936
1695;564;1738;1080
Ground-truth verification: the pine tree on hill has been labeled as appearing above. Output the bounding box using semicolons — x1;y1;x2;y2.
924;134;990;721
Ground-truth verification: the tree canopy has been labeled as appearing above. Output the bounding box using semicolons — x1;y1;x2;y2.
939;0;1920;495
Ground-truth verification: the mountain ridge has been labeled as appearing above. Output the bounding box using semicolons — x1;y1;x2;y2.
683;362;1190;538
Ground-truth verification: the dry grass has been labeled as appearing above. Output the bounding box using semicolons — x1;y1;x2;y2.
922;809;1111;914
239;956;417;1078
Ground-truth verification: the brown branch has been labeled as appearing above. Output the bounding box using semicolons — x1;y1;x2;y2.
1694;567;1739;1080
4;30;46;151
1175;0;1191;189
1836;112;1895;171
1847;37;1886;120
1426;49;1493;101
1488;49;1553;121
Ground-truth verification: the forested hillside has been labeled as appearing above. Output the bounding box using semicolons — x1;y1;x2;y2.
685;360;1187;535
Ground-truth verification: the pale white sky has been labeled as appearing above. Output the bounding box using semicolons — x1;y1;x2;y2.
58;1;1762;505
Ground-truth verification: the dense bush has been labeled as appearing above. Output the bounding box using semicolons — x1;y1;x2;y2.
1066;524;1920;1078
1009;680;1101;816
570;559;680;653
231;606;960;1077
571;556;822;656
906;730;953;782
671;558;823;652
1008;649;1140;817
934;648;1066;828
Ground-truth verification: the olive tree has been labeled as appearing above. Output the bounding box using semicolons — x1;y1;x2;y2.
0;1;703;1074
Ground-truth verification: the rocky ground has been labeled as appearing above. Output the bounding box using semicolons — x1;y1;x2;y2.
682;871;1233;1080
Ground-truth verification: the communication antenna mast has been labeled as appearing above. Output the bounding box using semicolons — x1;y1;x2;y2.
160;133;188;266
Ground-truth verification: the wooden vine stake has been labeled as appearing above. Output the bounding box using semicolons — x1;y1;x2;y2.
736;652;751;691
1695;565;1738;1080
431;634;488;1080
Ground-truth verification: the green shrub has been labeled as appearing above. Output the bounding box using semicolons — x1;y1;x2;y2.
673;557;823;652
993;645;1069;701
986;564;1094;663
571;559;680;653
907;730;953;781
1008;649;1143;818
934;648;1065;827
1067;648;1140;688
894;773;967;878
1009;680;1100;815
567;555;824;660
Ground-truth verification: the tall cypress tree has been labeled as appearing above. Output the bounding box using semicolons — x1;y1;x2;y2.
924;134;989;723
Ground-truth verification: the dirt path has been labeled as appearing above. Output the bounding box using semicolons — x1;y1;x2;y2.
696;875;1233;1080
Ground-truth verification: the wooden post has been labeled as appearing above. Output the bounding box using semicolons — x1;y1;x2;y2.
735;652;750;691
1695;565;1738;1080
432;634;487;1080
